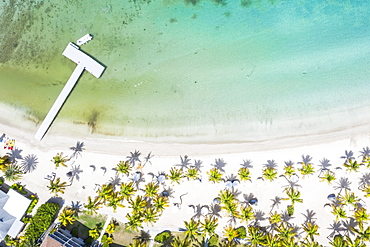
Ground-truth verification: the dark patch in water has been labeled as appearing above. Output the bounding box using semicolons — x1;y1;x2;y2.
191;13;197;19
184;0;201;6
240;0;253;7
169;18;177;23
87;110;99;133
211;0;227;6
224;11;231;17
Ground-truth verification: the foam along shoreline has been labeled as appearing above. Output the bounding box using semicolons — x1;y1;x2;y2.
0;103;370;246
0;101;370;156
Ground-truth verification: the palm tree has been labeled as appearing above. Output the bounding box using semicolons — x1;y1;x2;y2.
171;236;192;247
359;184;370;198
106;191;125;212
184;218;200;239
263;167;278;181
351;224;370;242
298;163;315;177
302;222;319;242
339;190;358;207
143;182;160;199
319;170;336;184
353;207;370;230
238;167;251;181
200;216;218;238
97;183;114;203
89;227;100;240
47;177;68;196
239;205;255;224
58;207;76;226
125;213;143;232
265;232;281;247
345;235;366;247
22;238;40;247
328;235;347;247
51;152;69;168
142;207;159;226
223;225;239;243
222;201;239;219
153;196;169;212
186;167;200;180
120;182;137;201
168;167;183;184
106;222;117;234
3;164;23;182
128;239;148;247
84;196;103;215
283;188;303;205
129;195;147;212
343;159;361;172
101;235;114;246
0;155;11;171
331;205;347;222
269;211;282;225
218;190;237;205
245;226;266;247
116;160;132;176
283;163;295;178
275;222;295;242
207;168;223;183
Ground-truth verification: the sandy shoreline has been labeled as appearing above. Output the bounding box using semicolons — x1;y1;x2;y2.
1;101;370;156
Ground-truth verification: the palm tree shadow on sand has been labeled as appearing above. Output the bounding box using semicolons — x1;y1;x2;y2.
213;158;226;173
6;147;23;163
69;141;85;159
20;154;38;173
302;209;317;224
176;155;191;170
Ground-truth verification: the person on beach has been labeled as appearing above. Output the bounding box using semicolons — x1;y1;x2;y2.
0;133;5;142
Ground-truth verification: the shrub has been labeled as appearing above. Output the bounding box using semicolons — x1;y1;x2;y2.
23;202;60;241
154;230;171;243
26;197;39;214
208;234;219;246
0;177;4;186
287;205;294;216
235;226;246;239
71;227;79;237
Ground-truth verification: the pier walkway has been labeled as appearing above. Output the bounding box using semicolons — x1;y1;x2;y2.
35;42;105;140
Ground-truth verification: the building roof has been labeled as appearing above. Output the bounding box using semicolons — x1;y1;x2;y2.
0;189;32;240
40;235;64;247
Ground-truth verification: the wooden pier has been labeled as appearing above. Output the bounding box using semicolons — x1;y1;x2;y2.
35;42;105;140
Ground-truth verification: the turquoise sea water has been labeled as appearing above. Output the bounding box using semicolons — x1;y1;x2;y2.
0;0;369;142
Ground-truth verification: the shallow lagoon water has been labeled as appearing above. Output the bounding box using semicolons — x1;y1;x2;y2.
0;0;369;142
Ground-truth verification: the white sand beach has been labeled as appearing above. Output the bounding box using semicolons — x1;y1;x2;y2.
1;103;370;245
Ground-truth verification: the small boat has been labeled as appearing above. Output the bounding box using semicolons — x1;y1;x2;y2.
76;34;92;45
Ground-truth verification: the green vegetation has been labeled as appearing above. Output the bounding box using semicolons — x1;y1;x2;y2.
23;202;60;241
